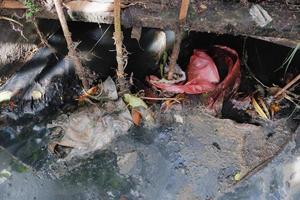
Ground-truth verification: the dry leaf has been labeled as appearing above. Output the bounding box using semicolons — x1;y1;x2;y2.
258;97;270;119
132;109;142;126
77;86;98;101
252;97;268;120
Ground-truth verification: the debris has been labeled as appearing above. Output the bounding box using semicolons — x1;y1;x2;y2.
0;169;12;184
103;76;118;100
48;99;132;159
257;97;270;119
131;26;142;41
31;90;42;100
124;94;148;109
249;4;272;28
270;102;281;119
174;114;184;123
161;94;185;112
234;172;241;181
148;45;240;103
252;97;269;120
274;74;300;99
160;64;186;84
0;91;13;102
149;49;219;94
78;77;118;102
131;109;142;126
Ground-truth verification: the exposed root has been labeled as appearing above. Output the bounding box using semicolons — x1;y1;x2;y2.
167;0;190;80
113;0;128;93
0;15;23;27
113;0;129;93
167;30;182;80
53;0;90;90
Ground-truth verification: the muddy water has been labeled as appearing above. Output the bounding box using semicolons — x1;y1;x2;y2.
0;107;299;200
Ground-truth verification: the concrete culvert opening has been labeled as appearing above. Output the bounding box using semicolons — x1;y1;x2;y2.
0;16;299;200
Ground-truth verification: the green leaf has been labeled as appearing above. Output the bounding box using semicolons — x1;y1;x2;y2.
234;172;241;181
123;94;148;109
0;169;11;178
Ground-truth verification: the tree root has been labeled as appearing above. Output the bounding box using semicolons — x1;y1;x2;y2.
167;0;190;80
53;0;90;90
113;0;129;93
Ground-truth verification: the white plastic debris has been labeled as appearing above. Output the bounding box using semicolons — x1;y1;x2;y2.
249;4;273;28
0;91;13;102
174;114;184;124
0;169;12;184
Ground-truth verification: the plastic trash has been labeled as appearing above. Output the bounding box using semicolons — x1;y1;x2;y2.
148;45;240;96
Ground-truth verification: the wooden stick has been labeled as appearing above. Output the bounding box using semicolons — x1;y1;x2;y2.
167;0;190;80
179;0;190;22
53;0;89;89
274;74;300;98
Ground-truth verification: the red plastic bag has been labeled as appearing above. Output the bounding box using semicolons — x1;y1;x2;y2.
147;45;240;96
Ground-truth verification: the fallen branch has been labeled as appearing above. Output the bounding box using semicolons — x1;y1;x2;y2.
274;74;300;98
167;0;190;80
53;0;89;89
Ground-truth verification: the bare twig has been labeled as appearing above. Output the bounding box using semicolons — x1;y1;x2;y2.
167;0;190;80
0;15;23;27
139;96;180;101
274;74;300;98
53;0;89;89
33;20;57;57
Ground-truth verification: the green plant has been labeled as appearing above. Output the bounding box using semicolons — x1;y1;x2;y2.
275;42;300;77
24;0;39;18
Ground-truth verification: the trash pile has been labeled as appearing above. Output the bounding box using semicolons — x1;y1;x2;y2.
0;23;298;163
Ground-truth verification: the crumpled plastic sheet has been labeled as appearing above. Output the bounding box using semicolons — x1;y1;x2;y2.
148;45;241;109
48;99;132;159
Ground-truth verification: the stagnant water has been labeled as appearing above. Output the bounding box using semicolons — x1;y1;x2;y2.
0;20;299;199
